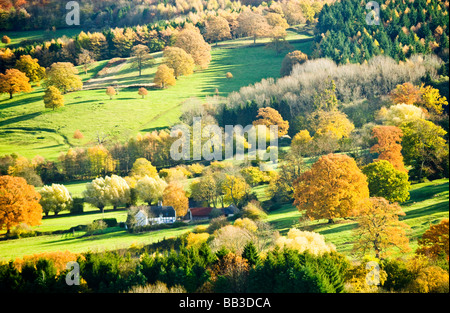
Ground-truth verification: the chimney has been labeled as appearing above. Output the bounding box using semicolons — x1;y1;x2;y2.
158;201;162;207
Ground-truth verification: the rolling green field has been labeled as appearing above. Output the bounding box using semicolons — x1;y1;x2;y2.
267;178;449;258
0;178;447;262
0;33;313;161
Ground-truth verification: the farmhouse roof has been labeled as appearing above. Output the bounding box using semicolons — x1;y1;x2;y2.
149;206;176;218
190;207;214;217
222;204;239;215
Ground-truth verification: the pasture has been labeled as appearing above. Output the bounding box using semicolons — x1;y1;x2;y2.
0;178;447;262
0;33;313;161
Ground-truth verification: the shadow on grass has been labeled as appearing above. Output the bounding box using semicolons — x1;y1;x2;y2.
401;201;448;221
403;181;449;206
0;112;42;127
42;207;128;220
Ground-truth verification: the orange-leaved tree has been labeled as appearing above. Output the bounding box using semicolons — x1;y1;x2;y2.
370;125;407;173
293;154;369;223
353;197;411;259
0;175;42;235
0;68;32;99
252;107;289;137
389;82;422;105
416;219;449;260
162;182;189;218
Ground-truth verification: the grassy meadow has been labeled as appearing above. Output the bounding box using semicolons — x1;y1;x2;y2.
0;178;447;262
0;32;313;161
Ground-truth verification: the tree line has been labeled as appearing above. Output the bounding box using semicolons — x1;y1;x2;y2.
314;0;449;64
0;0;328;31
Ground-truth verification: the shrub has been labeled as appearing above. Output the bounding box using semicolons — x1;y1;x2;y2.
70;197;84;214
186;232;210;249
241;201;267;221
275;229;336;256
207;216;229;234
128;281;186;293
381;259;414;292
226;72;233;79
86;220;107;235
234;218;258;233
407;266;449;293
93;218;117;228
10;223;35;239
209;225;256;255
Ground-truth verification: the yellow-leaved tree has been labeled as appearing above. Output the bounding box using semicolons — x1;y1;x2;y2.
163;182;189;218
353;197;411;259
293;154;369;223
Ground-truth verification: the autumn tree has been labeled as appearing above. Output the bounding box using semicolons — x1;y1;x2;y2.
0;68;32;99
222;174;251;207
291;129;313;156
293;154;369;223
1;35;11;45
416;219;449;260
76;49;95;75
0;175;42;235
418;85;448;115
280;50;308;77
73;129;84;140
237;10;271;44
377;103;426;126
43;86;64;110
389;82;422;105
106;86;116;100
362;160;410;203
268;151;305;202
15;55;45;85
135;175;167;206
309;109;355;140
83;177;109;211
138;87;148;99
131;44;154;76
104;175;131;209
130;158;157;179
154;64;176;88
163;182;189;218
87;145;115;177
265;12;289;30
163;47;195;78
253;107;289;137
39;184;73;216
190;173;219;208
313;79;339;111
265;25;292;55
174;25;211;70
353;197;411;259
400;118;448;181
45;62;82;94
370;125;407;173
204;15;232;46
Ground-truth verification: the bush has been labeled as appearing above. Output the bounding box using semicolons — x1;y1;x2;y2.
128;281;186;293
86;220;107;235
241;201;267;221
381;259;414;292
207;216;229;234
10;223;35;239
70;197;84;214
94;218;118;228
